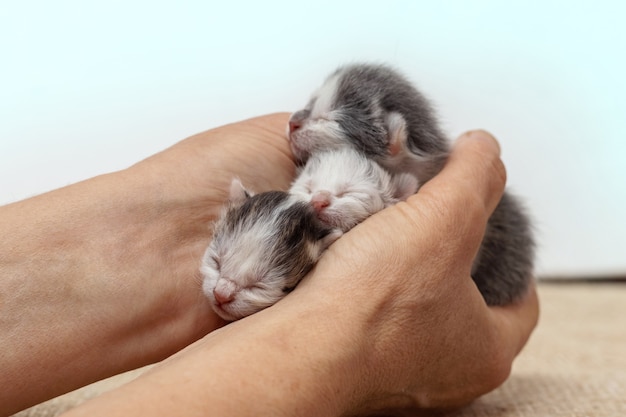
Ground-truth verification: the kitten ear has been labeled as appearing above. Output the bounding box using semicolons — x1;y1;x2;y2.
385;111;409;156
228;178;253;204
321;228;343;250
392;173;419;201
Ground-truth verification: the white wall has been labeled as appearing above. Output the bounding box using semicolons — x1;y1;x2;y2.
1;1;624;278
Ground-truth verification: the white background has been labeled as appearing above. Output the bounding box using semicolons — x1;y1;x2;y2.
1;1;625;278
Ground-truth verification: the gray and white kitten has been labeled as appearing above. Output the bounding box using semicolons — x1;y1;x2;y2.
201;150;416;321
290;148;418;232
201;179;342;321
288;63;535;306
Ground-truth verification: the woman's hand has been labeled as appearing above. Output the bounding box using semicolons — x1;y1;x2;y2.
120;112;297;340
60;128;539;417
286;130;539;412
0;113;297;415
125;121;539;413
131;112;296;208
2;112;538;416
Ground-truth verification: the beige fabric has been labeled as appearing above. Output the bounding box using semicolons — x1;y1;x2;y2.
12;283;626;416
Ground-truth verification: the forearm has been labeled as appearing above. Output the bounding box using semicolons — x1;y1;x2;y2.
0;170;223;415
0;113;294;415
61;297;369;417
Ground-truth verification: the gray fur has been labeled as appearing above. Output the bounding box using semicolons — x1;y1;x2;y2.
471;192;535;304
202;184;341;321
289;64;449;182
288;63;535;306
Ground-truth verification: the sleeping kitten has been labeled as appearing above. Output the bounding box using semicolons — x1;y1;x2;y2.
290;148;418;232
201;179;341;321
288;63;448;183
201;149;418;321
288;63;535;306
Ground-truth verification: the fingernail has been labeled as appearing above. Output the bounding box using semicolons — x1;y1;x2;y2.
458;130;501;156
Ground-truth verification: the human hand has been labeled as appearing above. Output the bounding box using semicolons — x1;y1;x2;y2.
119;113;297;342
131;113;295;209
55;127;538;417
0;113;298;414
158;121;538;410
276;130;539;413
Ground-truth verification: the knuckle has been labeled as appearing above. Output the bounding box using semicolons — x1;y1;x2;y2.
489;155;507;195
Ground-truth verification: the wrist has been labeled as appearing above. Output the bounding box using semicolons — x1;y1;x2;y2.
0;168;224;413
258;284;379;414
65;294;374;417
90;167;225;355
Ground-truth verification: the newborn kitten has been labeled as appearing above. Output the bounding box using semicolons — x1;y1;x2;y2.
288;63;448;183
288;63;535;306
202;150;417;321
201;179;341;321
290;148;418;232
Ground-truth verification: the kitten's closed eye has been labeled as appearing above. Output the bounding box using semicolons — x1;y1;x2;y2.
289;149;413;233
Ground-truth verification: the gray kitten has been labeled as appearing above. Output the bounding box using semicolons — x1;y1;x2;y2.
288;63;535;305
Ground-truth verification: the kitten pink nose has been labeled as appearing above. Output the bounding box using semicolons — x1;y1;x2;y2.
213;288;234;305
311;190;332;213
288;120;302;134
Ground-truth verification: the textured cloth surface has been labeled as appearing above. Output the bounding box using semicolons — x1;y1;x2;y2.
11;282;626;416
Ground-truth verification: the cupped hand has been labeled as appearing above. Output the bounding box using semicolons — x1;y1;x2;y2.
54;118;538;417
118;113;296;348
145;116;540;410
284;130;539;413
0;113;298;415
131;112;295;209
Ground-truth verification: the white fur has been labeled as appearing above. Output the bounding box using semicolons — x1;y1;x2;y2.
290;148;418;232
385;111;408;156
310;72;340;119
201;189;333;321
202;203;291;320
287;73;348;161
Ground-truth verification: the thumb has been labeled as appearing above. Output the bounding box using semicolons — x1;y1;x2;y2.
417;129;506;217
398;129;507;272
316;130;507;294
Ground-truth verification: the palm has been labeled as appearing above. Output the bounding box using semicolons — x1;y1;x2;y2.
126;113;297;338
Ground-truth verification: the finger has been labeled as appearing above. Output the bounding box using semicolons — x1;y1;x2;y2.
414;129;507;218
490;280;540;360
388;130;506;272
239;112;292;143
203;113;295;192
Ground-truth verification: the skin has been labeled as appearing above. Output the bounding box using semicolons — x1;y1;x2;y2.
0;113;538;417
